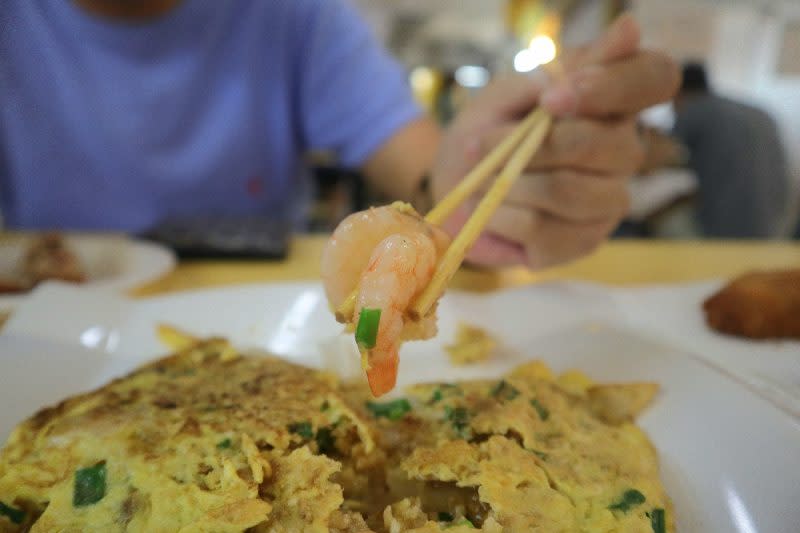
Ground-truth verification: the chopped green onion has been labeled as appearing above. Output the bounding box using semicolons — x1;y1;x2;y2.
0;502;25;525
355;308;382;350
288;421;314;439
608;489;646;512
366;399;412;420
650;508;666;533
315;427;336;455
437;511;454;522
530;398;550;421
320;400;330;412
444;406;470;437
445;518;475;528
490;380;519;401
73;462;107;507
216;438;232;450
532;450;548;461
428;384;462;405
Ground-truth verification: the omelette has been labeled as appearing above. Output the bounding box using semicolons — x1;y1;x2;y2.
0;339;673;532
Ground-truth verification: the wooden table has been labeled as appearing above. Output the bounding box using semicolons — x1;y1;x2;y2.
0;237;797;331
132;236;800;297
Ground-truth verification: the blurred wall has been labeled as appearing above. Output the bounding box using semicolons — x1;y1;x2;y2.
353;0;506;67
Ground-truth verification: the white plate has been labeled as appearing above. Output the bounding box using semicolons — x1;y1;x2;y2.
0;234;175;309
613;282;800;417
2;282;800;533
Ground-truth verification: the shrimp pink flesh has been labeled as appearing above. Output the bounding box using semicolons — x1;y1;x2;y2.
320;204;450;396
357;232;439;395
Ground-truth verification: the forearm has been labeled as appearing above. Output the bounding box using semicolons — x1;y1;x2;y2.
360;117;442;203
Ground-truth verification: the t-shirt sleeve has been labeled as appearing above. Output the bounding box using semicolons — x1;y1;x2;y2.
294;0;422;168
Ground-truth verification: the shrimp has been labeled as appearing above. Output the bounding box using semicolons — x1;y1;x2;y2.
321;203;450;396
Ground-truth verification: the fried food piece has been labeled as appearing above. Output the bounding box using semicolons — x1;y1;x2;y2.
587;383;660;424
444;324;497;366
703;269;800;340
0;279;29;295
22;233;86;285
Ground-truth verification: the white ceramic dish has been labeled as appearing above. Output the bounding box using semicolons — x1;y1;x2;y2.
2;281;799;532
613;283;800;417
0;234;175;309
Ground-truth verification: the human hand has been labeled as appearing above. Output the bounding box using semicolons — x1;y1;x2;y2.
431;14;681;269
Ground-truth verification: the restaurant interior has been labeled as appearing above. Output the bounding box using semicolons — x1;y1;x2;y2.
311;0;800;240
0;1;799;532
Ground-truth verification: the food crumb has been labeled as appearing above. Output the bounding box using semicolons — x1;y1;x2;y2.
445;323;497;366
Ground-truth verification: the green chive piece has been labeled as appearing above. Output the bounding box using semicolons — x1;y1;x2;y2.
445;518;475;528
288;421;314;439
650;508;666;533
428;384;462;405
73;462;107;507
355;308;382;350
530;398;550;421
444;406;470;437
437;511;454;522
0;502;25;525
216;438;232;450
532;450;548;460
366;399;412;420
320;400;330;412
429;389;444;404
608;489;646;512
490;380;519;401
315;427;336;455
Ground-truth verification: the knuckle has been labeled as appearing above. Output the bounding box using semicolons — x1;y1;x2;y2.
646;51;682;99
547;171;583;208
554;121;597;163
617;187;632;216
625;131;647;173
629;139;647;172
580;222;613;252
607;120;645;174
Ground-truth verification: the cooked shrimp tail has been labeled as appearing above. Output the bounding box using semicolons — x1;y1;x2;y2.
365;351;399;397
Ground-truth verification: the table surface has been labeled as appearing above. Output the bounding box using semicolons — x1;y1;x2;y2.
132;236;800;297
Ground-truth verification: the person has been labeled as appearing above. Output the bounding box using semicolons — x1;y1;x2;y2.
1;0;679;269
672;62;789;238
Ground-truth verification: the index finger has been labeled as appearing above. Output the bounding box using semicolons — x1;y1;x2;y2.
571;50;680;117
540;13;645;115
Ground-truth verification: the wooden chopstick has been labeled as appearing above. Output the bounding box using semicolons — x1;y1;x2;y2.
425;108;548;226
334;107;551;324
410;109;551;319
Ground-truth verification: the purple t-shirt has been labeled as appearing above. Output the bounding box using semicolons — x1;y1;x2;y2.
0;0;420;231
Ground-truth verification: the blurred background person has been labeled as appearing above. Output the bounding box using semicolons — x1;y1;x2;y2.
672;62;790;238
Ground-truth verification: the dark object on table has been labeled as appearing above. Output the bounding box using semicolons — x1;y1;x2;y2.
143;215;291;260
24;233;86;284
0;233;86;294
0;278;29;294
703;269;800;340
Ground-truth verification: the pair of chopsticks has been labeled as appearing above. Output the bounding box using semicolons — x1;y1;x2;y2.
336;107;552;323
